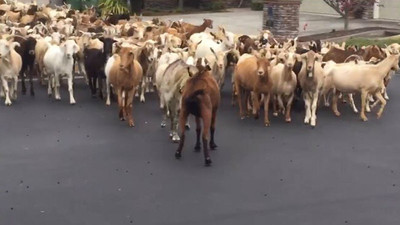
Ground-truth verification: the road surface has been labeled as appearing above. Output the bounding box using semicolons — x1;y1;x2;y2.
1;73;400;225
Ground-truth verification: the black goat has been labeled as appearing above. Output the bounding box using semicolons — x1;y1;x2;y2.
83;37;116;99
14;36;37;96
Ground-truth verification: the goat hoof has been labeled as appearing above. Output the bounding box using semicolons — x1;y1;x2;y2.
205;158;212;166
128;121;135;127
265;122;270;127
240;116;245;120
334;111;341;117
172;135;180;143
30;92;35;96
253;114;259;120
175;151;182;159
161;122;166;128
194;144;201;152
210;142;218;150
285;118;291;123
361;116;368;122
377;113;383;119
273;112;278;117
120;117;125;121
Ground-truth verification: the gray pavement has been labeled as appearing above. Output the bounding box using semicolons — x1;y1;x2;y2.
16;1;400;36
1;73;400;224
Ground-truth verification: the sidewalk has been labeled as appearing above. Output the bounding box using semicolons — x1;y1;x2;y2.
15;3;400;37
144;8;400;36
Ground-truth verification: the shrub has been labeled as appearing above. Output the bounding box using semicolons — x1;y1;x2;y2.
345;37;400;48
98;0;129;17
251;2;264;11
204;1;225;11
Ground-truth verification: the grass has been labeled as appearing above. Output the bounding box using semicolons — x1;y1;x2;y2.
345;36;400;47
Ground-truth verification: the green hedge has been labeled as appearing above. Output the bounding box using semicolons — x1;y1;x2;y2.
203;1;225;11
251;2;264;11
345;37;400;48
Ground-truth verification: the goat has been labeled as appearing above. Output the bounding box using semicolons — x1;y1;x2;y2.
175;58;220;166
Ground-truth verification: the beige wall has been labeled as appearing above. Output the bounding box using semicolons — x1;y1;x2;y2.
300;0;339;16
378;0;400;21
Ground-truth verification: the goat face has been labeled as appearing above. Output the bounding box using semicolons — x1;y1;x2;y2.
99;37;116;59
279;52;297;69
26;37;37;56
143;43;156;62
259;33;269;46
119;47;135;72
301;50;321;78
390;54;400;71
203;19;213;29
256;56;270;78
0;40;11;59
61;40;79;59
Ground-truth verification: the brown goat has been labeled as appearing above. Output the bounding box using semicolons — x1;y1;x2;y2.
107;47;143;127
323;46;359;63
182;19;213;39
175;58;220;166
234;54;273;126
238;35;258;55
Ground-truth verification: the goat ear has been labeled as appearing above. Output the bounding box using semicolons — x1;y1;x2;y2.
297;53;304;61
10;42;20;49
315;54;323;62
210;47;216;56
210;32;216;38
73;44;79;54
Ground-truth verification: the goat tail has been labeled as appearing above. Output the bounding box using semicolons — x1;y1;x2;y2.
184;89;205;117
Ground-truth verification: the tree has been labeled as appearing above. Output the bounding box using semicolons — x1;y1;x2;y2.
178;0;184;10
323;0;377;30
129;0;145;14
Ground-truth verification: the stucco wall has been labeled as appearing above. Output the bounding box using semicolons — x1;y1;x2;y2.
300;0;339;16
378;0;400;21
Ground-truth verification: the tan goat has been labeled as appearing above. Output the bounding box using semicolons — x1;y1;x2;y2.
324;54;400;121
298;51;325;127
270;51;298;123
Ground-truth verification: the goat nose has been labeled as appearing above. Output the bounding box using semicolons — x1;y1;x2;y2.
258;71;263;76
307;66;312;70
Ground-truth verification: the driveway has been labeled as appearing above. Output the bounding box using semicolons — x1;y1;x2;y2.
1;74;400;225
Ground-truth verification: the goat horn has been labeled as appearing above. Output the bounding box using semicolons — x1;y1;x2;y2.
6;35;27;41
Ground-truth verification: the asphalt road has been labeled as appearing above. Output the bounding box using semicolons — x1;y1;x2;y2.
1;73;400;225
